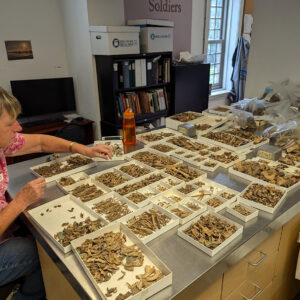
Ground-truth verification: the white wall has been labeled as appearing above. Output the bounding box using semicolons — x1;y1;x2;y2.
0;0;69;91
245;0;300;98
191;0;206;56
87;0;125;25
60;0;101;139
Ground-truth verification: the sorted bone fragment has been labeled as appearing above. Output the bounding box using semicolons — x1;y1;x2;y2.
206;197;223;208
185;201;201;211
220;192;235;199
233;204;251;216
194;157;206;162
167;178;180;186
184;214;237;249
150;144;175;153
209;151;239;164
95;171;129;188
170;112;202;122
92;197;131;221
59;176;75;186
168;195;182;202
225;129;268;145
155;184;168;192
139;132;175;142
104;142;123;157
204;161;217;168
71;183;104;202
194;124;212;131
203;132;248;147
242;183;284;207
54;217;103;247
156;201;172;209
105;287;117;297
165;163;203;181
119;164;151;178
233;161;299;187
178;184;197;194
171;207;191;219
126;209;171;237
132;151;177;169
116;174;165;195
209;146;221;152
127;192;147;204
76;232;144;283
167;136;208;151
34;155;93;177
191;190;211;201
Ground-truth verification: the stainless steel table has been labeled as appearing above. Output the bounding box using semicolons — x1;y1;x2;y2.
7;153;300;300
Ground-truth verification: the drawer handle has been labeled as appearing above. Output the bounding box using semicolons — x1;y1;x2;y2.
248;251;267;267
241;283;262;300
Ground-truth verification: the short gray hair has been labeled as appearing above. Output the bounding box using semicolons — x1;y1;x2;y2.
0;87;21;119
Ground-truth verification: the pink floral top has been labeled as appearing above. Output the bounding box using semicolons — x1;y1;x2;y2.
0;133;25;210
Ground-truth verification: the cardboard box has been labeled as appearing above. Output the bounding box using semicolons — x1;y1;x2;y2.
127;19;173;53
89;26;140;55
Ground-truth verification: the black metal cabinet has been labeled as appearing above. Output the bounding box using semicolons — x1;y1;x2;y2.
170;63;210;115
94;52;172;136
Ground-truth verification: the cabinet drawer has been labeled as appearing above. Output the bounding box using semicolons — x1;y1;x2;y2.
247;251;277;290
225;280;273;300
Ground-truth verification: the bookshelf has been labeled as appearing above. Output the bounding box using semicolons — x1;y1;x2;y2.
94;52;172;136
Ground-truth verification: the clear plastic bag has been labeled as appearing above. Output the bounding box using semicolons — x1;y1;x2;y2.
262;121;298;139
231;109;257;129
232;98;265;115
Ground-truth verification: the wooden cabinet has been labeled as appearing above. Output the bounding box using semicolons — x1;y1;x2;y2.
94;52;172;136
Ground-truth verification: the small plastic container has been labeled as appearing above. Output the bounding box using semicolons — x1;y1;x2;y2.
122;108;136;145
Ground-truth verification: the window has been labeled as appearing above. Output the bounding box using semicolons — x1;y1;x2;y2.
206;0;227;89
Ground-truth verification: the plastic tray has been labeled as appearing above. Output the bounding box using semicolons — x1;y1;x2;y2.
177;211;243;256
93;140;125;161
202;195;228;213
205;105;232;116
175;182;199;196
160;188;186;203
30;154;96;183
28;194;108;253
71;223;172;300
226;201;259;222
180;197;207;213
146;141;177;154
120;203;179;243
65;178;111;202
90;167;133;189
237;181;287;214
124;186;159;208
207;149;246;169
114;160;156;178
150;195;176;209
190;115;227;136
199;159;220;172
166;111;204;130
150;181;172;193
84;192;139;223
167;202;201;225
137;128;180;145
55;171;89;193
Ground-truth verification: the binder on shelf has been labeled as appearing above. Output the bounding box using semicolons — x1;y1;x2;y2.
122;61;130;88
118;62;124;88
146;59;153;86
152;60;159;84
129;61;135;87
157;88;167;110
135;59;142;87
141;59;147;86
113;63;119;89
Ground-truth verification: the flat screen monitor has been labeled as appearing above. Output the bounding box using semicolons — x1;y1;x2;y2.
10;77;76;119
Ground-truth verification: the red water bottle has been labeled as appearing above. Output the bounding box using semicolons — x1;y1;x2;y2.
122;108;136;145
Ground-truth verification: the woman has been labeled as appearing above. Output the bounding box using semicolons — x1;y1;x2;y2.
0;87;111;299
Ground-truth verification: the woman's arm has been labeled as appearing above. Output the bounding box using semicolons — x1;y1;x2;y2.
10;134;112;159
0;178;45;235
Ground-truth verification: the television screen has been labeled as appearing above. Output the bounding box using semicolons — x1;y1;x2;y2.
10;77;76;118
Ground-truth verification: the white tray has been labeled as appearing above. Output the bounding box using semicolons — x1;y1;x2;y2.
150;195;176;209
114;160;155;178
207;149;246;169
93;140;125;161
55;172;89;193
146;141;177;154
168;202;200;225
90;167;133;189
84;192;139;223
164;163;207;182
71;223;172;300
199;133;253;154
160;188;186;203
28;194;107;253
165;135;210;153
124;186;159;208
206;105;232;116
120;203;179;243
175;182;199;196
180;197;207;213
177;211;243;256
217;188;239;203
137;128;181;145
228;161;300;193
202;195;228;213
185;155;208;168
191;115;227;136
226;201;259;222
160;176;183;187
166;111;204;130
237;181;287;214
150;181;172;193
199;159;220;172
114;171;167;196
30;154;96;183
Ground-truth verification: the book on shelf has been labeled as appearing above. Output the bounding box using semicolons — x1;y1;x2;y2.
113;55;171;90
117;88;167;117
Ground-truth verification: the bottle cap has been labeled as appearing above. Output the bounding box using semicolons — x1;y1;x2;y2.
123;108;134;119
